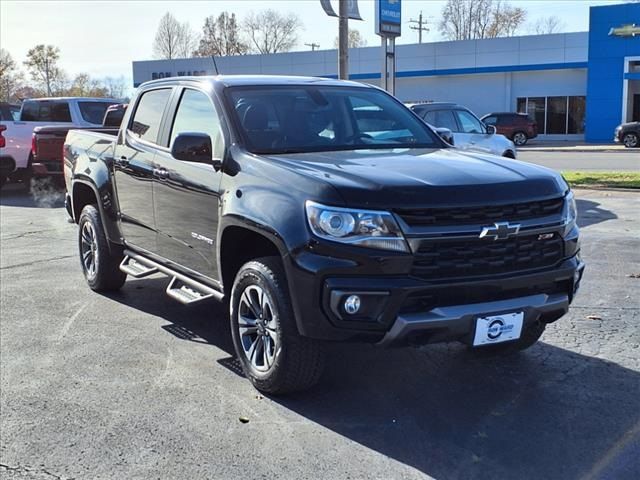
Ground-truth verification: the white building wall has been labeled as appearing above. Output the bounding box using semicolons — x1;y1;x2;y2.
133;32;589;86
131;32;589;136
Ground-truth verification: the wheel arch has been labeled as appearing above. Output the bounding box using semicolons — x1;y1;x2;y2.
219;219;288;296
71;179;122;250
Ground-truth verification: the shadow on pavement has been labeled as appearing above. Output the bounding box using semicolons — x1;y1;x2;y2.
576;198;617;228
106;276;639;480
0;180;65;208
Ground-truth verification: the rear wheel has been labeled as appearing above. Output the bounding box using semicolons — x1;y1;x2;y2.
230;256;325;394
623;132;638;148
471;321;545;357
512;131;528;146
78;205;127;291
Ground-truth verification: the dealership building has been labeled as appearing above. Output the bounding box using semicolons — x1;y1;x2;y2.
133;3;639;142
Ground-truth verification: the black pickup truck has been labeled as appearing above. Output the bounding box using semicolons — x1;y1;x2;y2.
64;76;584;394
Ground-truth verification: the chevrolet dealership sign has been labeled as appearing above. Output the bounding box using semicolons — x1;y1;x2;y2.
609;24;640;37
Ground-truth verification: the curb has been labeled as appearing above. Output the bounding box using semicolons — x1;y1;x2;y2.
571;186;640;193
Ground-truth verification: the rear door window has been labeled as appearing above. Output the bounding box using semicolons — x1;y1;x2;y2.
0;105;20;121
78;101;113;125
128;89;172;144
483;115;498;126
454;110;484;134
423;109;459;132
20;101;72;122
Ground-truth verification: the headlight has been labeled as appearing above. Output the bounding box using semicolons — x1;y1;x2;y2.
563;191;577;226
305;201;409;252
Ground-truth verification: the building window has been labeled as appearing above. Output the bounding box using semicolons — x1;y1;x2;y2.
547;97;567;134
516;96;586;135
568;97;586;134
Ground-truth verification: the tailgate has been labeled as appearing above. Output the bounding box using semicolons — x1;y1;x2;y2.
36;131;67;162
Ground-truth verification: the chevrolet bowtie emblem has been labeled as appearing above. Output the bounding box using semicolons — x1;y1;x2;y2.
609;24;640;37
479;222;521;241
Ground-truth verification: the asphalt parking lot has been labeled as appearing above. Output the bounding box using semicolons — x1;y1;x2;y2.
1;183;639;480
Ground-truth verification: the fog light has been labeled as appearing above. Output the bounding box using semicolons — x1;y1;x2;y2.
344;295;361;315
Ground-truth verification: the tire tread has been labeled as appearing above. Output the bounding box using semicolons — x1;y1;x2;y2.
231;256;324;394
78;205;126;292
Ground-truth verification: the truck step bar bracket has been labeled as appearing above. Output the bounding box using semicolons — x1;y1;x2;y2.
120;256;159;278
121;250;224;304
166;277;217;305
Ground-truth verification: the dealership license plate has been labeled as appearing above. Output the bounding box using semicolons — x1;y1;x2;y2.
473;312;524;346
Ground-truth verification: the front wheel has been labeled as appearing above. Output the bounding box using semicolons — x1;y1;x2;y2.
623;132;638;148
230;257;325;394
78;205;127;291
512;131;528;146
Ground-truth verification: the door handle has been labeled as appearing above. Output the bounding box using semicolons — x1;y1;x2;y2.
153;167;169;179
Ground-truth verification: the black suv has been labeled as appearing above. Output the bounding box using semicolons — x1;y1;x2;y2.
64;76;584;394
614;121;640;148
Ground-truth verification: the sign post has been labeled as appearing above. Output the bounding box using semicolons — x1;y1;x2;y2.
320;0;363;80
375;0;401;94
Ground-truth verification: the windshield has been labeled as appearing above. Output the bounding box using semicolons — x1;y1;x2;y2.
78;101;114;125
226;85;441;154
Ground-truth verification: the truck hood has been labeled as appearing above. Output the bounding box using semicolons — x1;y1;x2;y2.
264;148;567;208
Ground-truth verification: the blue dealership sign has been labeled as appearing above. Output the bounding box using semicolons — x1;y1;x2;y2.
375;0;401;37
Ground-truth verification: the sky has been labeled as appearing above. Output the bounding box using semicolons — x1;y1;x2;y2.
0;0;626;88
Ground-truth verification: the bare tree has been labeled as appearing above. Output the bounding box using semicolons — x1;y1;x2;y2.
0;49;24;102
439;0;526;40
194;12;248;57
102;76;128;99
153;12;198;59
23;44;65;96
530;16;566;35
243;9;302;54
65;73;111;97
333;29;368;49
489;1;526;37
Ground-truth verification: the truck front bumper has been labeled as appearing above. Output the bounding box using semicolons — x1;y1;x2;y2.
286;250;585;346
376;292;569;347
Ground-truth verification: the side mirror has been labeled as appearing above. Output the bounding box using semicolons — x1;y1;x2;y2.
171;132;219;167
486;124;497;135
434;127;454;145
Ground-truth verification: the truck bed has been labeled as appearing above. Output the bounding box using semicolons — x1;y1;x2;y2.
34;126;118;177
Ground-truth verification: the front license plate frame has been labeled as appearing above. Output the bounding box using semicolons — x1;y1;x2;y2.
473;312;524;346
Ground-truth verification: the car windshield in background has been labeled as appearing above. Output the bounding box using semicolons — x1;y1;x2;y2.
9;105;20;121
78;101;113;125
227;86;440;154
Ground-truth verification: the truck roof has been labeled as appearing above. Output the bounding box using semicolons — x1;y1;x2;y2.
23;97;121;102
140;75;371;89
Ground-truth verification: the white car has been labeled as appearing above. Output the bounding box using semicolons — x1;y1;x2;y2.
0;97;120;185
408;102;517;158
